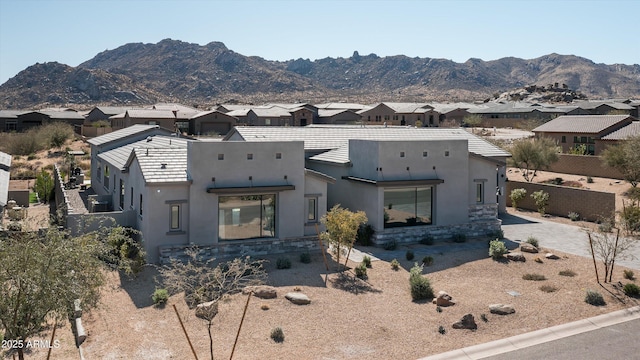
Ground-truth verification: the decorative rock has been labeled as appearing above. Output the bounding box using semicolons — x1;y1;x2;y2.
489;303;516;315
195;300;219;320
452;314;477;330
243;285;277;299
506;252;526;262
285;292;311;305
432;291;456;307
545;253;560;260
520;243;539;253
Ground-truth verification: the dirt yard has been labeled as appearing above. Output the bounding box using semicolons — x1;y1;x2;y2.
18;239;632;360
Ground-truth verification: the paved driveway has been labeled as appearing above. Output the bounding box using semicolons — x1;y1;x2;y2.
501;213;640;270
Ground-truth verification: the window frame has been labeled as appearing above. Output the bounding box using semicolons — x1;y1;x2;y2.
170;204;180;230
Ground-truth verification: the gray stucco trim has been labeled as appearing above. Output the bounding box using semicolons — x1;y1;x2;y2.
342;176;444;187
206;185;295;194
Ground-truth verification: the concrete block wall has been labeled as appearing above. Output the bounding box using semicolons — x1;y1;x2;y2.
506;180;615;221
546;154;623;179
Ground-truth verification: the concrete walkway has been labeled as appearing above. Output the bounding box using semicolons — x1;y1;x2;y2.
501;213;640;270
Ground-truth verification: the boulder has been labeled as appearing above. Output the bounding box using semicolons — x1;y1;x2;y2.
520;243;539;253
506;252;526;262
243;285;277;299
545;253;560;260
432;291;456;307
452;314;477;330
285;292;311;305
489;303;515;315
195;300;219;320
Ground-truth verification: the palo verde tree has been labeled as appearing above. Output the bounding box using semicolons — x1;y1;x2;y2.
0;228;104;360
509;137;559;182
587;221;639;283
34;169;54;203
320;205;368;269
602;135;640;188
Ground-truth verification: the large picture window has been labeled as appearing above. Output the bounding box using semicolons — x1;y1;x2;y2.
218;194;276;240
383;187;432;228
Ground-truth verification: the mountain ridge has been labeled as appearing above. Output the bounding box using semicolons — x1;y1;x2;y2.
1;39;638;109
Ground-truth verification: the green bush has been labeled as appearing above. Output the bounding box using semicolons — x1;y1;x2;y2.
623;283;640;297
623;269;635;280
531;190;550;215
568;212;580;221
409;263;434;301
420;234;434;245
438;325;446;335
270;327;285;343
152;288;169;306
390;258;400;270
355;263;367;279
489;239;508;260
522;273;546;281
276;257;291;269
510;188;527;209
526;236;539;248
620;204;640;234
362;255;372;268
27;153;36;160
299;252;311;264
587;176;594;183
406;250;415;261
585;289;606;306
356;223;375;246
383;240;397;250
422;256;434;266
452;233;466;243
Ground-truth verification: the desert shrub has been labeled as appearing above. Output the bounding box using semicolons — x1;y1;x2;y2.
409;263;434;301
7;222;22;232
585;289;606;306
270;327;285;343
27;153;36;160
489;239;508;259
531;190;550;215
406;250;415;261
390;258;400;270
355;262;367;279
362;255;372;268
620;204;640;234
356;223;375;246
42;122;74;149
276;257;291;269
559;269;576;277
420;234;434;245
623;283;640;297
587;176;594;183
539;285;558;293
551;177;563;185
623;269;635;280
526;236;539;248
383;240;397;250
152;288;169;306
480;313;488;322
563;181;582;188
438;325;446;335
568;212;580;221
522;273;546;281
510;188;527;209
100;226;146;276
597;218;614;233
452;233;466;243
299;252;311;264
422;256;434;266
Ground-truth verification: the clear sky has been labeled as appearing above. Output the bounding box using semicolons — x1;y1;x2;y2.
1;0;639;85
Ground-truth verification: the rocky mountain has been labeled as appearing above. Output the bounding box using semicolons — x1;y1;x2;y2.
1;39;638;109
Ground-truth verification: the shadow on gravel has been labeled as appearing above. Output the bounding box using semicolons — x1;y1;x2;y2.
499;213;539;225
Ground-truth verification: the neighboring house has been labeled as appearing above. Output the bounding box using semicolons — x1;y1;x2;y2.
532;115;634;155
189;110;237;135
468;102;574;128
0;110;24;132
596;121;640;151
0;151;11;214
85;106;138;123
315;103;370;112
226;125;510;244
218;103;317;126
570;101;635;116
359;102;439;126
110;109;179;131
6;110;86;132
317;109;362;124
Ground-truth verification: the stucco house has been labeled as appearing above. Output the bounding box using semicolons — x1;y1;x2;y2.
532;115;634;155
85;124;509;263
358;103;439;126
